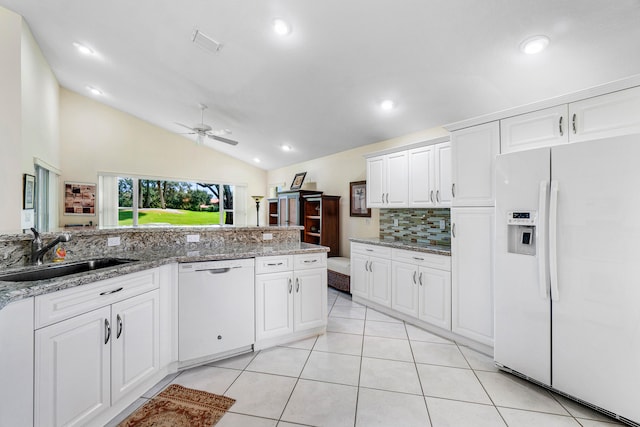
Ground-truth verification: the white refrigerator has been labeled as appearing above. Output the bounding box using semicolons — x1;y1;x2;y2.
494;135;640;425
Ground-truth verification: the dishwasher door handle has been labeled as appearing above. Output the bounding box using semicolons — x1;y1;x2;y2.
194;266;242;274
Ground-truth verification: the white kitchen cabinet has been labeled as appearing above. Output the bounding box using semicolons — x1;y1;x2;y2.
451;122;500;207
255;253;327;345
0;298;34;427
350;243;392;307
500;105;568;153
391;249;452;330
34;269;161;427
451;207;494;347
408;141;452;208
366;151;408;208
569;85;640;142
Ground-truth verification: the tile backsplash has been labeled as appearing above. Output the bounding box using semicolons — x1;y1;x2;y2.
379;208;451;248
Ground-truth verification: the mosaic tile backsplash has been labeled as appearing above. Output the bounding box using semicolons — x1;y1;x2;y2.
379;208;451;248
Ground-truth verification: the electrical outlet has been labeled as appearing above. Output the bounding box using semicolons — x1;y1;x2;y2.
263;233;273;240
393;218;399;226
107;236;120;247
186;234;200;243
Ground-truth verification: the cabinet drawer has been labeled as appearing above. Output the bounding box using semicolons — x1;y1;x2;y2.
351;243;391;258
255;255;293;274
35;268;159;329
294;253;327;270
392;249;451;271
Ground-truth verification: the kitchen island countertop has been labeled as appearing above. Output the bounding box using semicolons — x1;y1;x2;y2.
0;241;328;312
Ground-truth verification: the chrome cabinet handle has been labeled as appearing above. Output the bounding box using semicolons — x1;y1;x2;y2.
413;256;424;261
436;190;440;203
381;192;384;203
116;314;123;339
385;193;389;204
572;113;577;134
365;261;370;272
413;271;417;284
559;116;564;136
104;319;111;345
419;272;423;286
430;190;434;203
368;261;373;272
288;278;293;294
452;223;456;238
267;262;284;266
303;259;318;264
296;278;300;293
100;287;123;296
452;183;456;198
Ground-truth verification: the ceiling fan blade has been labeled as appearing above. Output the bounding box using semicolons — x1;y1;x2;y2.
208;134;239;146
175;122;195;131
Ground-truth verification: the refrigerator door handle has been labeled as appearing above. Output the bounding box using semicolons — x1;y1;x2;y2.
538;181;550;299
549;180;560;301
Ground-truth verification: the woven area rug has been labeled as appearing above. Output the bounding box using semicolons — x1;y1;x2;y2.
118;384;235;427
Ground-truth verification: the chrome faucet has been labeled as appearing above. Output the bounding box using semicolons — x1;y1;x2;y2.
30;227;71;266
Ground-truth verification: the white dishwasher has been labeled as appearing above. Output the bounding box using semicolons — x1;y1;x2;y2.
178;258;255;365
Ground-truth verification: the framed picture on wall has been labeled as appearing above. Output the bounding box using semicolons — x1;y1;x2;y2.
23;174;35;209
64;182;96;215
350;180;371;217
290;172;307;190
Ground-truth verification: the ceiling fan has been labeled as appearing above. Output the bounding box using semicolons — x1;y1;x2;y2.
176;104;239;146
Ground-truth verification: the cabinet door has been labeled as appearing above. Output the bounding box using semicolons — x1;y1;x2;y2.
368;256;392;307
391;261;419;317
350;253;369;299
278;196;287;225
255;271;294;340
111;290;160;404
386;151;409;207
366;155;386;207
418;267;451;330
408;146;435;207
500;105;569;154
294;268;327;331
435;142;452;207
451;208;494;346
451;122;500;207
569;85;640;142
35;306;111;427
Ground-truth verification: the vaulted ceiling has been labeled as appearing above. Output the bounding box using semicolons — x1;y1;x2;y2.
2;0;640;169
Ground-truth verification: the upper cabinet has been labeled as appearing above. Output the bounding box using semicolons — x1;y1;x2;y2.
451;122;500;207
408;141;452;208
367;151;409;208
367;137;451;209
501;86;640;154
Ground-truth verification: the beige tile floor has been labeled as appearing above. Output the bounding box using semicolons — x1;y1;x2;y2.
106;288;624;427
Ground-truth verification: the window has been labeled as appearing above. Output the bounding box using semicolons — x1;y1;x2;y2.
99;174;247;227
34;161;60;232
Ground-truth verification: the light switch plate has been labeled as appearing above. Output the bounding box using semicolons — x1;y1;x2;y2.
107;236;121;247
187;234;200;243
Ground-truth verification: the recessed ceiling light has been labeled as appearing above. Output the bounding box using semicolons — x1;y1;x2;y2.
273;18;292;36
281;144;292;151
253;158;261;163
73;42;94;55
86;86;103;96
520;35;550;55
380;99;395;111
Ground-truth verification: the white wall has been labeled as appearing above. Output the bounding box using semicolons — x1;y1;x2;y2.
0;8;23;232
267;127;449;257
59;88;267;226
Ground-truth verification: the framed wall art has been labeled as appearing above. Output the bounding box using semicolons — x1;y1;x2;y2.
23;174;35;209
290;172;307;190
350;180;371;217
64;182;96;215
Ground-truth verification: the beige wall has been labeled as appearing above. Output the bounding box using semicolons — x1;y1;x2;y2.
0;8;60;233
267;127;449;257
59;88;267;226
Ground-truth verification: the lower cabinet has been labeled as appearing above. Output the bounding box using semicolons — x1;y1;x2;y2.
451;207;495;347
391;249;452;330
255;253;328;344
34;271;161;427
350;243;392;307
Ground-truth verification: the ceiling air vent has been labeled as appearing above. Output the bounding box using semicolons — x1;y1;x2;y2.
191;29;223;53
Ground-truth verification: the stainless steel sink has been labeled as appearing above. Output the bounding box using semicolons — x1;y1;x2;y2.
0;258;138;282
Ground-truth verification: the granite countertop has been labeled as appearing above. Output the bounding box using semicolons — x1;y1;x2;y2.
0;241;327;311
350;237;451;256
